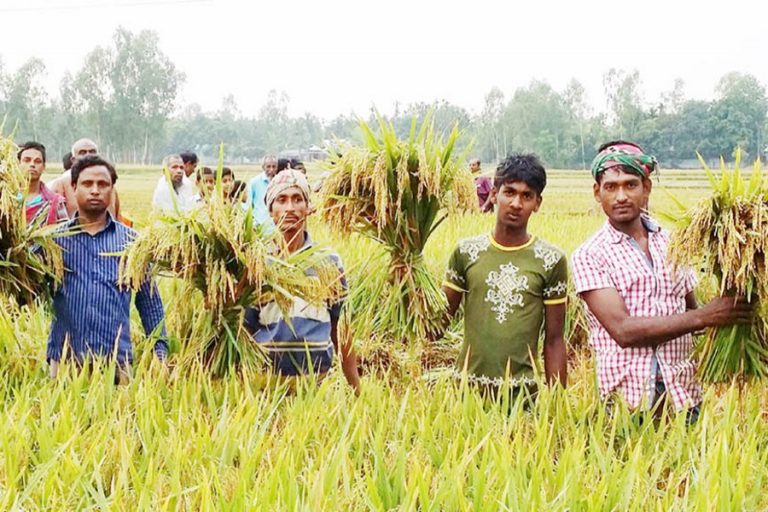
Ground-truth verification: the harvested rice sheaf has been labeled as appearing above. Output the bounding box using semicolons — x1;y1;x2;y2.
320;115;475;342
0;129;63;307
120;157;344;377
668;151;768;383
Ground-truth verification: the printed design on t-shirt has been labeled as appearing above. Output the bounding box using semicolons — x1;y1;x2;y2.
543;280;567;298
534;240;561;271
445;268;465;284
450;369;537;387
459;235;491;263
485;262;529;323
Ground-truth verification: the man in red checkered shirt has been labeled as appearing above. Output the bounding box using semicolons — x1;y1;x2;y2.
571;140;754;421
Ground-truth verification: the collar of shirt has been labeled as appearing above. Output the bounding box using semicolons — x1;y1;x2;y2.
604;215;660;244
296;231;315;252
66;211;117;235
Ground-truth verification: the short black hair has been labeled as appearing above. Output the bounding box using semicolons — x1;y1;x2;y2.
597;140;644;153
494;153;547;195
222;166;234;179
196;166;214;181
17;141;46;164
289;158;304;168
62;152;73;171
180;151;198;165
71;155;118;186
277;158;290;172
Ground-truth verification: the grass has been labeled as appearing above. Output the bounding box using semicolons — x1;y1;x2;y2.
0;166;764;509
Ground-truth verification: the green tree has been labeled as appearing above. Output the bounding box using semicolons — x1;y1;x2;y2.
603;69;644;140
1;58;48;141
109;28;184;163
710;72;768;160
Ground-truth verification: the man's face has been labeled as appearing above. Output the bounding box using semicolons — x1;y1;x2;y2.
72;142;97;163
593;168;651;225
183;161;196;177
469;160;481;173
19;148;45;182
222;174;234;194
74;166;113;215
263;159;278;179
270;186;309;232
167;158;185;185
491;180;541;230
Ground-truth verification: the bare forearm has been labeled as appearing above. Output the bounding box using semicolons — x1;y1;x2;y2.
543;338;567;387
610;309;706;348
432;286;463;341
341;351;361;393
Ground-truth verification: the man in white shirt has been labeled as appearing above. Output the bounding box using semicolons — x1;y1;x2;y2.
152;154;196;213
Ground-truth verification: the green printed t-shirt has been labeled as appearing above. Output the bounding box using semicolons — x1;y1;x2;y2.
444;234;568;385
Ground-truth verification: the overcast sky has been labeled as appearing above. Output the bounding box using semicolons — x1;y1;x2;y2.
1;0;765;120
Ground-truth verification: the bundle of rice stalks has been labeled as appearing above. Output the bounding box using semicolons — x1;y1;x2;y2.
0;129;63;306
320;115;476;342
668;151;768;383
120;156;344;377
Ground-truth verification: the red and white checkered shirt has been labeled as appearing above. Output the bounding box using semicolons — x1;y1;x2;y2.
571;217;701;412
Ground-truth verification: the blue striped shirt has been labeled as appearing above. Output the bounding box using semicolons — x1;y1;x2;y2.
47;214;168;365
244;232;346;376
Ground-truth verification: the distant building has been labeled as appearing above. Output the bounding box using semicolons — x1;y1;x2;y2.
278;146;328;162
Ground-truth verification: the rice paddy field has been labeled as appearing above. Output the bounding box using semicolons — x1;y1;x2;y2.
1;163;767;510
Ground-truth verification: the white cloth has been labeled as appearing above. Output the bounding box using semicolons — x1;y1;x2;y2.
152;175;197;213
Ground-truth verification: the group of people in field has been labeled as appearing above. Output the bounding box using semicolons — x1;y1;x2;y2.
14;137;755;420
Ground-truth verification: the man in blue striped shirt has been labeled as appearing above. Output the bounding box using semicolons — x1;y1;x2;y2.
244;170;360;393
47;155;168;380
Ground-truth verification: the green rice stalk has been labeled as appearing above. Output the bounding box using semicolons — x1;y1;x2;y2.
668;150;768;383
320;115;475;342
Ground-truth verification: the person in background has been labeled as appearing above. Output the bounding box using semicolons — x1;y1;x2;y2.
471;158;493;213
221;166;235;196
247;155;279;224
193;166;215;203
18;141;68;224
289;158;306;174
62;152;73;172
151;154;197;213
47;155;168;382
277;158;291;174
180;151;198;178
49;138;123;222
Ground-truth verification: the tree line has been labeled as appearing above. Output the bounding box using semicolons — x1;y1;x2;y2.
1;27;766;168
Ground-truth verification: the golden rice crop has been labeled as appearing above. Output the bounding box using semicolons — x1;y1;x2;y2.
320;115;476;343
668;151;768;383
0;163;766;509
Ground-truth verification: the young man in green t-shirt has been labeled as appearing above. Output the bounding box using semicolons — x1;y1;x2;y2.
439;153;568;392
